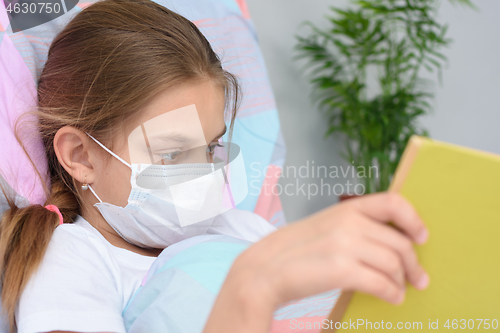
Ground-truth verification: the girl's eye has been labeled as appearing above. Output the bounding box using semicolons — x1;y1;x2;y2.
158;151;183;161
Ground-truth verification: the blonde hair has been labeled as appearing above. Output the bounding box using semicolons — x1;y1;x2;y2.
0;0;240;331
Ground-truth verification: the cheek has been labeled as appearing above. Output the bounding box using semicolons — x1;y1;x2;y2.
113;139;133;206
99;158;132;207
116;164;132;206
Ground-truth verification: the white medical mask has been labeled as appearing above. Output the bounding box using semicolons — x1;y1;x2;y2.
86;133;248;249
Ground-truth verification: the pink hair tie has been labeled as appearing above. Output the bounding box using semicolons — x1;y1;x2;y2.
45;205;64;226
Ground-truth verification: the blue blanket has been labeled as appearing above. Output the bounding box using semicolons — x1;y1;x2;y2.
123;234;251;332
123;234;340;333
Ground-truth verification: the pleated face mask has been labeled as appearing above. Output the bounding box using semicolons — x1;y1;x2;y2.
86;104;248;248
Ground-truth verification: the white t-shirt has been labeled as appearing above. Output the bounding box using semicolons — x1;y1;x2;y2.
15;209;278;333
16;215;157;333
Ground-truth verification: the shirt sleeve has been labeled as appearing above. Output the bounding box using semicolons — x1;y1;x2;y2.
16;224;126;333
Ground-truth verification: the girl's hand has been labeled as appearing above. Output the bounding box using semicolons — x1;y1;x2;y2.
204;192;429;333
246;191;429;305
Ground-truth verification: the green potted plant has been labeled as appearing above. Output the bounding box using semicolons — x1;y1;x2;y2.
295;0;473;195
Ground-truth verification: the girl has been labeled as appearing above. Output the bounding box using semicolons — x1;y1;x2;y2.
0;0;430;332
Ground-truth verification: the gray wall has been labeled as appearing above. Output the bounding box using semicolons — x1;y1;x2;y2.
246;0;500;223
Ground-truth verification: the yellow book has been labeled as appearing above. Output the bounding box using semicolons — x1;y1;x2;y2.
322;135;500;332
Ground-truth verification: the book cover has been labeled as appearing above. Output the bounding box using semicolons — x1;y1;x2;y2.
322;135;500;332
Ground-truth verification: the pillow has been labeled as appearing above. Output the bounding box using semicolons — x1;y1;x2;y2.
122;234;340;333
0;0;287;228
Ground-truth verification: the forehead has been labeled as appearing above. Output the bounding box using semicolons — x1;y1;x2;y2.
124;81;227;163
127;80;226;143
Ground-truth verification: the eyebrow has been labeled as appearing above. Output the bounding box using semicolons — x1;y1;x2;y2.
149;133;195;144
144;124;227;145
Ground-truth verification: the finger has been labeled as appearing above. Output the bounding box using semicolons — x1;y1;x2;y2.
362;218;430;290
354;239;406;290
342;261;405;305
350;192;428;245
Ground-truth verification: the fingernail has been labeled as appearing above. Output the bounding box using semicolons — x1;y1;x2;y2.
417;272;429;290
416;229;428;244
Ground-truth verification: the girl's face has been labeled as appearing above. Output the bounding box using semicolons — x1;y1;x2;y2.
55;79;226;253
92;79;227;208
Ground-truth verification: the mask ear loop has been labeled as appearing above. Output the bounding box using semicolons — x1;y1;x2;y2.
86;132;132;169
88;184;103;203
85;132;131;204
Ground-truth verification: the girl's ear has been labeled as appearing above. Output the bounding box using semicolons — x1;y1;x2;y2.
53;126;97;184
